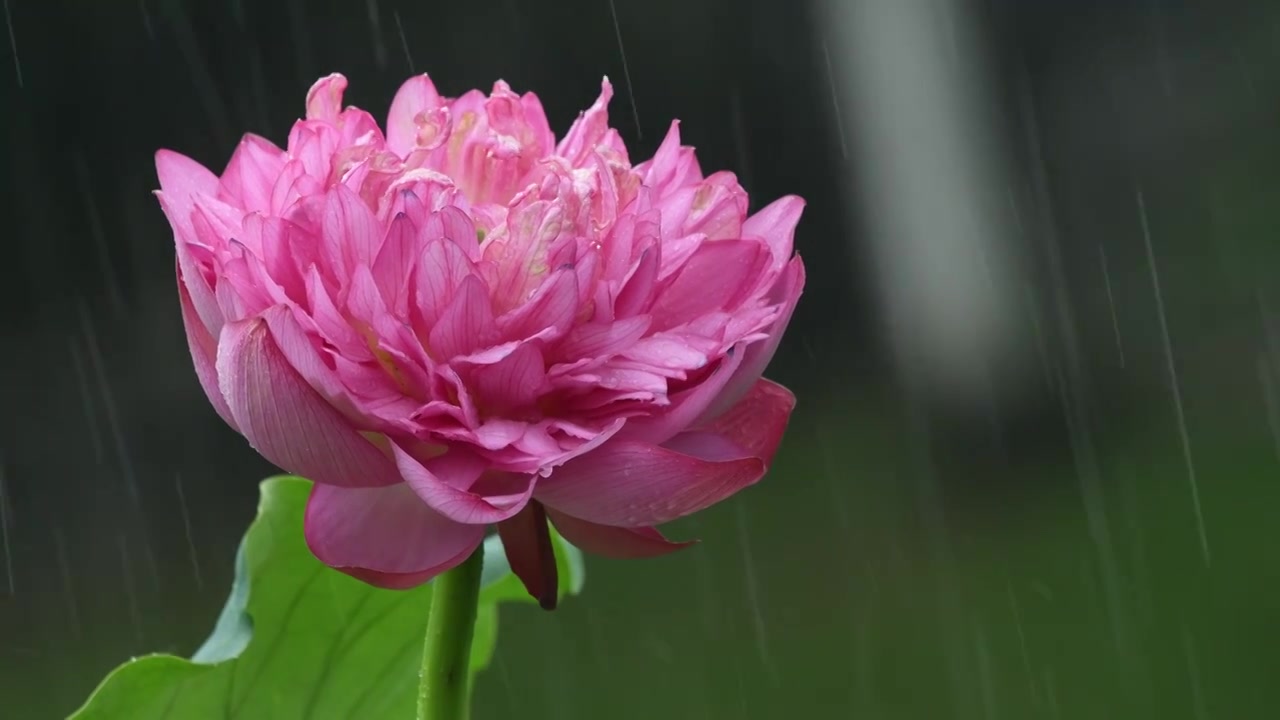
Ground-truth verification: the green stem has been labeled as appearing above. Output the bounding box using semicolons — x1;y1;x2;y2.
417;543;485;720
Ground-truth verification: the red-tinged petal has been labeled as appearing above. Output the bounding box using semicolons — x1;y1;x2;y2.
220;134;287;214
216;315;402;487
393;443;535;524
386;74;445;158
743;195;805;273
692;378;795;466
651;239;767;330
534;439;764;527
304;482;483;589
497;501;558;609
612;345;744;445
546;509;694;559
177;266;238;432
702;257;804;419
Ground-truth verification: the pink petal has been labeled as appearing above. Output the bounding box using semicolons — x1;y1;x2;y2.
534;439;764;527
386;74;446;158
742;195;805;273
651;239;768;330
414;238;479;335
216;314;402;487
462;342;547;413
546;509;693;559
305;73;348;123
497;501;558;609
177;266;238;432
155;150;220;234
320;184;382;282
635;120;703;194
427;275;497;360
555;78;614;165
304;482;483;589
220;134;287;214
693;378;796;466
702;257;805;419
393;443;536;524
611;344;743;446
497;267;578;343
371;213;416;315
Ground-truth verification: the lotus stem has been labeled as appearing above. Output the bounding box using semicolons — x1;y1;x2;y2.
417;543;485;720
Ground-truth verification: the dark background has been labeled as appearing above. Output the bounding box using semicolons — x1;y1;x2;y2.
3;0;1280;717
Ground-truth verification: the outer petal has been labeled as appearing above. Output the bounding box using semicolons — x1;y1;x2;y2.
534;440;764;527
689;378;796;466
497;501;558;609
392;444;535;524
305;482;484;589
702;257;805;420
177;266;238;432
742;195;805;273
216;315;402;487
220;134;287;214
546;509;693;559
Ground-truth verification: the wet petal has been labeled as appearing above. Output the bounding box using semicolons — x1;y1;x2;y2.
393;444;535;524
546;509;693;559
216;314;402;487
534;439;764;527
305;482;483;589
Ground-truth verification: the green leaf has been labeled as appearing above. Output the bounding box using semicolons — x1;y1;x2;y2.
71;477;584;720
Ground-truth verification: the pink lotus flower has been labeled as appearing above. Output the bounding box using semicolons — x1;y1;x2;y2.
156;73;804;604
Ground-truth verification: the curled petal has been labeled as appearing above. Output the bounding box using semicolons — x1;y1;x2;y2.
534;439;764;527
547;509;693;559
393;444;535;524
216;314;402;487
177;266;238;432
305;482;484;589
690;378;796;465
613;346;744;446
702;257;805;419
305;73;348;123
386;74;446;158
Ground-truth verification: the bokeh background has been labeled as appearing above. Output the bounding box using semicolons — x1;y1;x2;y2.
3;0;1279;717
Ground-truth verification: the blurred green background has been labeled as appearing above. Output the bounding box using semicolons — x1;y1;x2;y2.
2;0;1279;717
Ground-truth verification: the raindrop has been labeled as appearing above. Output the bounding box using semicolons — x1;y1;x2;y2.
3;0;21;88
0;453;13;595
175;474;204;589
1138;188;1210;565
821;41;848;160
606;0;642;140
393;10;415;74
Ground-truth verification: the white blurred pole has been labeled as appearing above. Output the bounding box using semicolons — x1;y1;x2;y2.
820;0;1034;406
